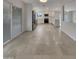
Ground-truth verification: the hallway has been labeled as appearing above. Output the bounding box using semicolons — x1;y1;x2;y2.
3;24;76;59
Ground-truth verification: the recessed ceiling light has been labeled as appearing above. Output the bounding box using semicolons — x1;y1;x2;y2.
40;0;48;3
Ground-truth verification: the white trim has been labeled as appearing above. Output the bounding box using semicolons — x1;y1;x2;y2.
62;30;76;41
11;3;13;42
3;32;23;45
3;39;11;45
12;32;22;39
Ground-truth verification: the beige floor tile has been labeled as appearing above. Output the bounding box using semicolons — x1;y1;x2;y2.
3;24;76;59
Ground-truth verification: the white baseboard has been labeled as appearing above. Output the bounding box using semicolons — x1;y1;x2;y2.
3;32;23;46
3;39;11;45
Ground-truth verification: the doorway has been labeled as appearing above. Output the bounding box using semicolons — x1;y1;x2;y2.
44;18;49;23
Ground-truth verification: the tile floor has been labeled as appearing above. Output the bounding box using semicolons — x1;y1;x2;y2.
3;24;76;59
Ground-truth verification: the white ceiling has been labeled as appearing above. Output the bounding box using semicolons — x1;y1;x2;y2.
22;0;76;11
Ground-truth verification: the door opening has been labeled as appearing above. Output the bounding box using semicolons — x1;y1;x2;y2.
44;18;49;23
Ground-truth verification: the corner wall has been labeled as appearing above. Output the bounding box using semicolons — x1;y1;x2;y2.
23;3;32;31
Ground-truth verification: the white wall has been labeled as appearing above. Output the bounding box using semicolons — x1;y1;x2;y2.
61;9;76;40
64;11;76;23
5;0;27;33
61;22;76;40
72;11;76;23
6;0;23;8
4;0;33;44
23;3;32;31
5;0;33;32
64;11;73;22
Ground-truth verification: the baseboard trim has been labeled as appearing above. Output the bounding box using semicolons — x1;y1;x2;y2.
3;31;24;46
61;31;76;41
3;39;11;46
